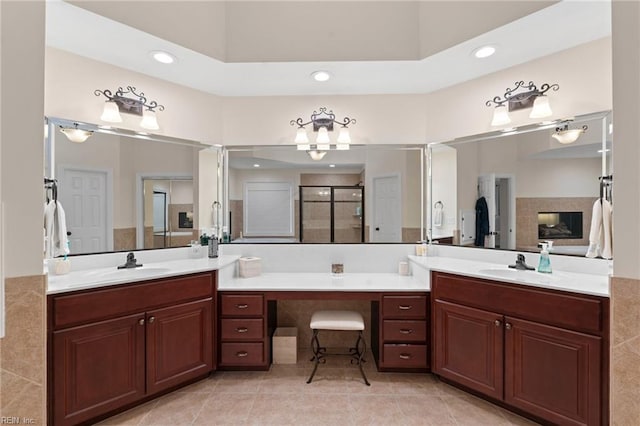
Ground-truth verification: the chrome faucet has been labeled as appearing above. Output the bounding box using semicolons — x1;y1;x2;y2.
117;252;143;269
509;253;535;271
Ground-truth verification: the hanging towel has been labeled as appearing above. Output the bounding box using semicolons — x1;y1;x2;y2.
44;200;70;258
433;204;444;227
474;196;489;247
586;199;613;259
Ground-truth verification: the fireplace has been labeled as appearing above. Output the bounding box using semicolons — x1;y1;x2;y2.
538;211;583;239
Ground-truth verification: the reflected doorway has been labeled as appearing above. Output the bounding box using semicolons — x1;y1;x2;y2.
142;178;195;249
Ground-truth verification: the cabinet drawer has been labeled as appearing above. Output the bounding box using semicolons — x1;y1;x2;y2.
383;344;427;368
220;342;264;365
220;294;264;316
382;295;427;318
221;318;264;340
383;320;426;342
52;273;214;329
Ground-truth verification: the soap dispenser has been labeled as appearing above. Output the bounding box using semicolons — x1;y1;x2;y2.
537;243;552;273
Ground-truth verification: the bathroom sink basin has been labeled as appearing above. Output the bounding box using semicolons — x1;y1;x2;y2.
84;267;172;279
477;268;537;279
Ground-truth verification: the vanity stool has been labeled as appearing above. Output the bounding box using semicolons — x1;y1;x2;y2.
306;310;370;386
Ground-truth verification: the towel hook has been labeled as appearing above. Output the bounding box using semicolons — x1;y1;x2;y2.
434;201;444;209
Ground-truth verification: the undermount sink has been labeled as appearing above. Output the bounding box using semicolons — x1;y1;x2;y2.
477;268;537;279
84;267;172;279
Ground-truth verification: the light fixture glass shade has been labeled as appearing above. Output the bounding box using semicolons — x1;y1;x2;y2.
295;127;309;144
307;150;327;160
140;109;160;130
60;126;93;143
296;143;311;151
552;128;585;144
316;126;330;145
337;127;351;144
491;105;511;126
100;101;123;123
529;95;553;118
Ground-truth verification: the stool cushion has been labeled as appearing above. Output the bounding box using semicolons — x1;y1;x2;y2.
309;310;365;331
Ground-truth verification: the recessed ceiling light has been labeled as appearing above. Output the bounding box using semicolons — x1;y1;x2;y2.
597;149;611;153
329;164;336;168
253;164;260;168
98;125;112;129
473;45;496;59
150;50;176;64
311;71;331;82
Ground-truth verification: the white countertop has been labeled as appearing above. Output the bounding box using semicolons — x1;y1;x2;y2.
408;255;609;297
218;272;426;292
47;255;240;295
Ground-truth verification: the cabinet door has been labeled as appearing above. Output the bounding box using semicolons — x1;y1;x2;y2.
504;317;601;426
146;298;213;395
53;313;146;426
433;299;504;400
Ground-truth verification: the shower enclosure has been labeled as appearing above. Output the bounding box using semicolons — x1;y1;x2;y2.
299;185;365;243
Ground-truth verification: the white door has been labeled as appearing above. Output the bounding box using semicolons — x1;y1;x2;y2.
372;175;402;242
59;168;110;254
477;173;496;248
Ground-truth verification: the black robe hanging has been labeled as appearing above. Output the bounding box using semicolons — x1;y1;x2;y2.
475;196;490;247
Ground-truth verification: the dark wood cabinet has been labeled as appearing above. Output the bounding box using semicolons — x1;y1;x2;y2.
52;313;146;426
504;317;601;426
48;272;216;426
431;272;608;426
218;293;270;369
374;293;429;371
146;298;213;395
433;300;503;400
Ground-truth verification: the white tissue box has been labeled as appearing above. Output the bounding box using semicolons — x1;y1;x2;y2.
239;257;262;278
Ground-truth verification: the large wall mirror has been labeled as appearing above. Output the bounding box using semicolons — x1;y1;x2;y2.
45;117;220;255
428;110;612;257
223;145;425;244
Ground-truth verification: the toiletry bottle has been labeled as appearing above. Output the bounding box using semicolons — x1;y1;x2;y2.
208;234;219;258
421;240;428;257
222;226;230;243
537;243;552;273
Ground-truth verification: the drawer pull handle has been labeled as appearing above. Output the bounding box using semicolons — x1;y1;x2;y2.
494;320;501;327
138;318;145;326
399;329;413;334
236;304;249;309
236;327;249;333
236;351;249;358
148;316;155;324
505;323;512;330
399;353;412;360
398;305;412;310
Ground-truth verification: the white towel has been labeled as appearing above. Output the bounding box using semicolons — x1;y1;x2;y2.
586;199;613;259
44;200;70;258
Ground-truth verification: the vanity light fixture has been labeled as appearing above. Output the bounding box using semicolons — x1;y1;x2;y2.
95;86;165;130
552;121;588;144
290;107;356;159
59;123;93;143
486;81;559;126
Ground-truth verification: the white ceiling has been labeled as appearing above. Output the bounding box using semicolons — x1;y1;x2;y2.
45;0;611;97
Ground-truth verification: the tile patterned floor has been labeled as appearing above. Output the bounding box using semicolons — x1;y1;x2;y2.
96;351;540;426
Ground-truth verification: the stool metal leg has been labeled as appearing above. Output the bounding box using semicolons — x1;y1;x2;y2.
354;331;370;386
307;329;323;384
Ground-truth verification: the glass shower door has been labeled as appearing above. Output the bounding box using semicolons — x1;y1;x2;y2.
333;187;364;243
300;186;331;243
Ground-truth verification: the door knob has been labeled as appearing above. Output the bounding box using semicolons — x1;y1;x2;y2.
375;227;380;231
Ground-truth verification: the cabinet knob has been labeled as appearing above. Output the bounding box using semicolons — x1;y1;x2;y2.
138;318;145;326
399;353;411;360
236;304;249;309
236;351;249;358
505;322;512;330
399;329;413;334
494;320;501;327
398;305;412;310
236;327;249;333
148;316;155;324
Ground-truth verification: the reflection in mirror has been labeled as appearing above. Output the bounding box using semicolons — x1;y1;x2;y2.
224;145;424;243
428;110;612;257
47;117;212;255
